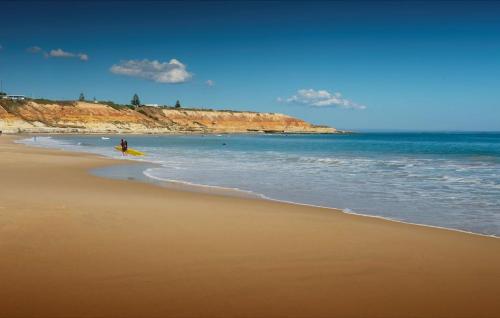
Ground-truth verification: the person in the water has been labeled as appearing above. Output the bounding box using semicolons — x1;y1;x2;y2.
120;138;128;155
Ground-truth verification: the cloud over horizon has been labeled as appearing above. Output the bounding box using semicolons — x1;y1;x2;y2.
27;46;88;61
279;89;366;110
110;58;192;84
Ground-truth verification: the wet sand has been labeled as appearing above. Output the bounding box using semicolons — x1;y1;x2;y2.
1;135;499;318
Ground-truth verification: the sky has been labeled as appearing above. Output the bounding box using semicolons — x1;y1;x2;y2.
1;1;500;131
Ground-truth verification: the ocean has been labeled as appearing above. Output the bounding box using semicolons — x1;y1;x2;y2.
19;133;500;236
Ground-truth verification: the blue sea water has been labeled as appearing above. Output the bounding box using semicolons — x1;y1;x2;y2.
19;133;500;236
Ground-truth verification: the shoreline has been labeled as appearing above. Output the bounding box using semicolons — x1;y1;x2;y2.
106;164;500;240
16;134;499;239
2;134;500;317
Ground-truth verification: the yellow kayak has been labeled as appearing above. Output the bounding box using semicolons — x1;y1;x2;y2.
114;145;145;156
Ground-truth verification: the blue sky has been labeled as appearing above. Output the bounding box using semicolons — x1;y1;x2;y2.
1;1;499;131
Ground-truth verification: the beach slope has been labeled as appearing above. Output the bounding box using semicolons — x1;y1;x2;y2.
0;135;499;318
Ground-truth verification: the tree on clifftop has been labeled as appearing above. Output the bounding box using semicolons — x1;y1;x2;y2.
175;100;181;108
131;94;141;107
79;92;85;101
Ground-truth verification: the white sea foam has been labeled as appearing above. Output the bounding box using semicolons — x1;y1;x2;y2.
142;168;268;199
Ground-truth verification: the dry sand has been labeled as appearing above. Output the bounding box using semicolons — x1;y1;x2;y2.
1;135;499;318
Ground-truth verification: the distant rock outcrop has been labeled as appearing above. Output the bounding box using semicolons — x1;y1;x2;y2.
0;100;338;134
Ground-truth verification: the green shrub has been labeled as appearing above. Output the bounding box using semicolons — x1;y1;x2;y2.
100;101;134;110
32;98;75;106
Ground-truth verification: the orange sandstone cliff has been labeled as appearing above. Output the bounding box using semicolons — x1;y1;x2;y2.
0;100;337;134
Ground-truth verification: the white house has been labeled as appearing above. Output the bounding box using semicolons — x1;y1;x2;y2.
2;95;26;100
144;103;160;107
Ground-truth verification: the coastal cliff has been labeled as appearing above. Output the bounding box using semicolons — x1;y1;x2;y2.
0;100;337;134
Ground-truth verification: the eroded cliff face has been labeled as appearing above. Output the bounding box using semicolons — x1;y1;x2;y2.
0;101;337;134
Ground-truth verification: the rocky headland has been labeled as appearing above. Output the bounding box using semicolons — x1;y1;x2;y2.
0;99;339;134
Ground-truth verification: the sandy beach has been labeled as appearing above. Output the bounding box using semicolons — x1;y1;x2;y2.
1;135;499;318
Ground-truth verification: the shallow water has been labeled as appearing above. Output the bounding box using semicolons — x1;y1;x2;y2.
19;133;500;236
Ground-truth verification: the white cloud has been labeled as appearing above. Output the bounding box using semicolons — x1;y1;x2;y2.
27;46;42;53
49;48;89;61
110;58;192;84
27;46;48;58
78;53;89;61
205;79;215;87
49;48;72;58
279;88;366;110
27;46;88;61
